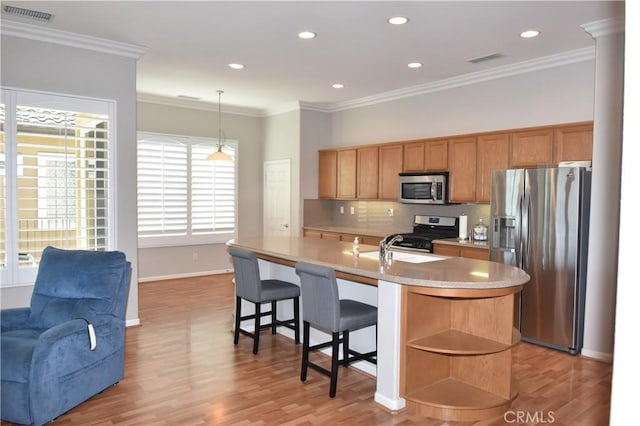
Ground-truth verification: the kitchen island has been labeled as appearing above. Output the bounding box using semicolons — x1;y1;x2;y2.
227;237;529;421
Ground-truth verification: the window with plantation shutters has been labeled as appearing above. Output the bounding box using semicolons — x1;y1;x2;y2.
137;132;236;247
1;88;114;288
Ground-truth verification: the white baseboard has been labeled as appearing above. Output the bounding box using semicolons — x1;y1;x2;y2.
374;392;406;411
126;318;140;327
138;268;233;283
581;348;613;363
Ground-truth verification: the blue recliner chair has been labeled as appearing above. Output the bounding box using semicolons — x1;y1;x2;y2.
1;246;132;426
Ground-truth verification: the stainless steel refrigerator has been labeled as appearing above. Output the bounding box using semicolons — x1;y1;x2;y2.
490;167;591;354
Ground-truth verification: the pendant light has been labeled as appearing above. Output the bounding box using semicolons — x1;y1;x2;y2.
207;90;232;162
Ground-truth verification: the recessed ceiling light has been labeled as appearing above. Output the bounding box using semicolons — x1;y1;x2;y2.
408;62;423;69
332;83;344;89
298;31;317;39
520;30;540;39
387;16;409;25
228;63;244;69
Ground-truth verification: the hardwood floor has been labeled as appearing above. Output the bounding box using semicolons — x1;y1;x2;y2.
2;274;613;425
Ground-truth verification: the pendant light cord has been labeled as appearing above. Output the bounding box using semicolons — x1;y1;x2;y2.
217;90;224;151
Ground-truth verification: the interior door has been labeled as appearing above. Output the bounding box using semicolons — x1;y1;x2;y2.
263;159;291;237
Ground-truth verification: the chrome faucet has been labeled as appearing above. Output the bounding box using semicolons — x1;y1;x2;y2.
380;235;403;261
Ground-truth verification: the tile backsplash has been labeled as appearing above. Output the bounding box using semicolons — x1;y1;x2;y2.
304;199;491;235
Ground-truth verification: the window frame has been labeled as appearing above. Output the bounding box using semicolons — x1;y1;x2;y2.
136;131;238;248
1;87;116;288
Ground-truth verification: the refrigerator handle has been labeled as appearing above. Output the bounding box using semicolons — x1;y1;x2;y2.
522;190;531;271
515;195;523;268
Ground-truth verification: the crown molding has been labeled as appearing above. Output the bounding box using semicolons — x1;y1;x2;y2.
137;93;263;117
328;46;596;112
581;17;625;38
0;20;147;59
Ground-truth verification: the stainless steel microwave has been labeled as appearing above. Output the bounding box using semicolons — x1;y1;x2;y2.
398;172;448;204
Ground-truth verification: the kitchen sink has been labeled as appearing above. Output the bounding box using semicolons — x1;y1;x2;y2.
358;250;444;264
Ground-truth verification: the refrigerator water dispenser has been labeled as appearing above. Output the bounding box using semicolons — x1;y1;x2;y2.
493;216;516;250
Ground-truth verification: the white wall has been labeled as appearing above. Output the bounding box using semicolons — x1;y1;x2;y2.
263;110;301;235
330;61;595;146
300;109;332;203
0;35;140;323
610;3;638;422
136;101;263;280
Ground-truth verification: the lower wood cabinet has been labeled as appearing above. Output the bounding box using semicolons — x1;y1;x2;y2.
400;285;520;421
303;229;380;246
433;243;489;261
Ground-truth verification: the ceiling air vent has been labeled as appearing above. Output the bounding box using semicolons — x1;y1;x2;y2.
2;5;53;22
467;53;504;64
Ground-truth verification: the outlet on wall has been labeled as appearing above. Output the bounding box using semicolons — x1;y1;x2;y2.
339;206;344;214
350;206;355;215
192;252;199;261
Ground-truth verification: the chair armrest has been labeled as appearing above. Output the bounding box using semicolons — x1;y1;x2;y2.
1;307;31;331
32;315;125;378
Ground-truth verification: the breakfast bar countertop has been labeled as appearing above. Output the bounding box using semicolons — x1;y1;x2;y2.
227;237;528;290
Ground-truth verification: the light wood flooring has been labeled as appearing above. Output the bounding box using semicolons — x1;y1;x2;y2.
2;274;613;425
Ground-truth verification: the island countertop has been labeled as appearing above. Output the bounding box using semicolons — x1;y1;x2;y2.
227;237;529;291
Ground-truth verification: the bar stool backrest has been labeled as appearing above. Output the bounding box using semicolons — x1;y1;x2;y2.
228;247;261;302
295;262;340;333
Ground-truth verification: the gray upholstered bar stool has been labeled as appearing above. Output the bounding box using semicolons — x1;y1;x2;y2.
295;262;377;398
228;247;300;354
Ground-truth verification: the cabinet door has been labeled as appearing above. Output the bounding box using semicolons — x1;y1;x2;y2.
318;150;337;199
460;247;490;260
379;144;403;200
321;232;341;241
511;128;554;167
425;139;448;171
554;123;593;163
433;244;460;257
360;235;382;246
357;146;379;199
448;137;477;203
476;133;510;203
403;141;425;172
303;229;322;239
337;149;357;199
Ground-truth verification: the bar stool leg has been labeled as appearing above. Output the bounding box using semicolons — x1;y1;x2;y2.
253;302;261;355
342;330;350;367
271;301;277;334
301;321;310;381
234;296;242;345
293;297;300;344
329;331;340;398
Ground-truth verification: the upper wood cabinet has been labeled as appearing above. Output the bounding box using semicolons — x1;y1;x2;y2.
510;128;554;167
357;146;379;199
425;139;448;171
554;123;593;163
378;144;403;200
337;149;357;199
317;121;592;202
476;133;510;203
448;136;477;203
402;141;426;172
318;150;337;199
402;139;448;172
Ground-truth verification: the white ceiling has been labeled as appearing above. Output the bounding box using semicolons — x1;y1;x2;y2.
0;1;625;114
